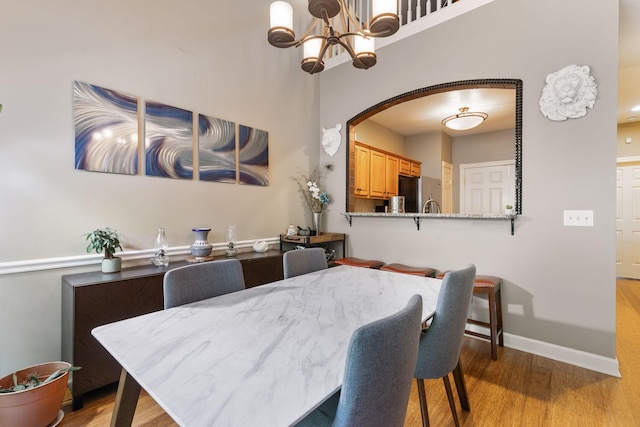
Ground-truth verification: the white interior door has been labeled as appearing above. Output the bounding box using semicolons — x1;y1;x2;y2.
616;160;640;279
460;161;515;214
441;161;453;214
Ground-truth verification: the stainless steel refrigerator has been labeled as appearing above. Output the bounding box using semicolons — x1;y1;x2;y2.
398;176;421;213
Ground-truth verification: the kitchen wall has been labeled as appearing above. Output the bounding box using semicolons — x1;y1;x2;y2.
354;119;405;154
318;0;619;374
0;1;319;374
618;122;640;157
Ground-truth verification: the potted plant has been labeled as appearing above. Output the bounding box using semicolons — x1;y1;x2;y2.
0;362;79;427
505;204;514;215
85;227;124;273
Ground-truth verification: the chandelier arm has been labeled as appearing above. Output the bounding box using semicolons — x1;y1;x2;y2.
337;38;358;61
295;18;323;47
315;38;333;62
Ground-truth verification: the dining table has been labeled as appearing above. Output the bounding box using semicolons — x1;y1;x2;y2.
92;264;442;427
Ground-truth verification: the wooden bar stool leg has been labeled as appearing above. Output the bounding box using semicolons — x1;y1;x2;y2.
497;287;504;347
488;290;498;360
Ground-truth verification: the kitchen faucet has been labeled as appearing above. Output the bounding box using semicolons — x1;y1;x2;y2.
422;197;441;213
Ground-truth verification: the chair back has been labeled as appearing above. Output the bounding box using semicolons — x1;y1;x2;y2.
163;259;245;309
414;264;476;379
283;247;328;279
333;295;423;427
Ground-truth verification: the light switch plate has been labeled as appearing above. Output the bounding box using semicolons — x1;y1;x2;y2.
563;210;594;227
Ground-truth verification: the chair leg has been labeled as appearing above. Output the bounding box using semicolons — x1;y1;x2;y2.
452;358;470;411
416;378;430;427
442;374;460;427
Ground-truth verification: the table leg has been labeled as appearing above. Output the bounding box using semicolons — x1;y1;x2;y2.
110;368;141;427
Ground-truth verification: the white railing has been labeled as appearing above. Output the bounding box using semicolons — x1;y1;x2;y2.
324;0;496;69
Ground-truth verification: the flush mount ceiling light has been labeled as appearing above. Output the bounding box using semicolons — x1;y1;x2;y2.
442;107;488;131
267;0;399;74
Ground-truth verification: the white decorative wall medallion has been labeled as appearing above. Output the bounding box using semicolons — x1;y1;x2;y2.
321;123;341;156
539;64;597;121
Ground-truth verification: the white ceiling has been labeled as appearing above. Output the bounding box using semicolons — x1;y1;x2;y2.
369;0;640;136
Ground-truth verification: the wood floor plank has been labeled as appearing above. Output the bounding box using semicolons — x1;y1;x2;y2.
62;280;640;427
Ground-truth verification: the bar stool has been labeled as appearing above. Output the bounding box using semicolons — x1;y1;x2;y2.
437;271;503;360
380;263;436;277
334;257;384;269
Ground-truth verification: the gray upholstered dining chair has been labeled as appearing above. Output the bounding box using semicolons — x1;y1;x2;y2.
414;264;476;427
295;294;423;427
163;259;245;309
283;247;328;279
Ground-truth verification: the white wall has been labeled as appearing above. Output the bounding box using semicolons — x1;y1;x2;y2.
318;0;619;370
0;1;319;374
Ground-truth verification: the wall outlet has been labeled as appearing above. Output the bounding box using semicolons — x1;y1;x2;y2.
563;210;594;227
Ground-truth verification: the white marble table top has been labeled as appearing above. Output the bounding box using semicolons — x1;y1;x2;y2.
92;265;442;427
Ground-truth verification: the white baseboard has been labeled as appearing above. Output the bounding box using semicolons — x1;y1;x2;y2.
465;323;620;377
504;333;621;378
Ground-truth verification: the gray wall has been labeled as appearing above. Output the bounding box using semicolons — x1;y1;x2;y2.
0;1;319;374
319;0;619;362
0;0;621;376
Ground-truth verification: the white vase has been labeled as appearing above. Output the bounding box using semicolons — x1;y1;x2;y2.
312;212;323;235
102;257;121;273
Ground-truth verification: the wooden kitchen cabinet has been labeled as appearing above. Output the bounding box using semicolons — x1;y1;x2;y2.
354;144;370;197
61;250;284;409
355;141;419;200
399;158;411;176
385;155;399;198
369;149;386;198
367;150;398;199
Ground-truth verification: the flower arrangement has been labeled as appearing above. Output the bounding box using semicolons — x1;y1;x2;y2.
294;165;331;214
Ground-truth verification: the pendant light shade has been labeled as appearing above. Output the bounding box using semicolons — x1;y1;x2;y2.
442;107;488;131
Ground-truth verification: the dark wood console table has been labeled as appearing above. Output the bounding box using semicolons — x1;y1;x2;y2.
61;250;283;410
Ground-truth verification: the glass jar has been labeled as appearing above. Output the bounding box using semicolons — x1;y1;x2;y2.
151;227;169;266
226;225;237;257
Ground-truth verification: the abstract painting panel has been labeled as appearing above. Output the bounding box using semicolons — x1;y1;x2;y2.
74;81;139;175
145;101;193;179
198;114;237;183
238;125;269;186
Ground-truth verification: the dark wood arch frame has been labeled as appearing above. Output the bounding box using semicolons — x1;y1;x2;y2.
345;78;523;215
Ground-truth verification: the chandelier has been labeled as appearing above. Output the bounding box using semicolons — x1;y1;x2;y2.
442;107;488;131
268;0;400;74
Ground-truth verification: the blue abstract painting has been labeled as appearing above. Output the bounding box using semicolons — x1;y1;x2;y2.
238;125;269;186
198;115;237;183
145;101;193;179
74;81;139;174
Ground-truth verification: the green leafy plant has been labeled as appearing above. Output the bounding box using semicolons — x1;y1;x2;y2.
85;228;123;259
506;204;513;210
0;366;80;393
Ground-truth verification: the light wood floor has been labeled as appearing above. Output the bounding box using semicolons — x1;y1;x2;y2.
62;279;640;426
